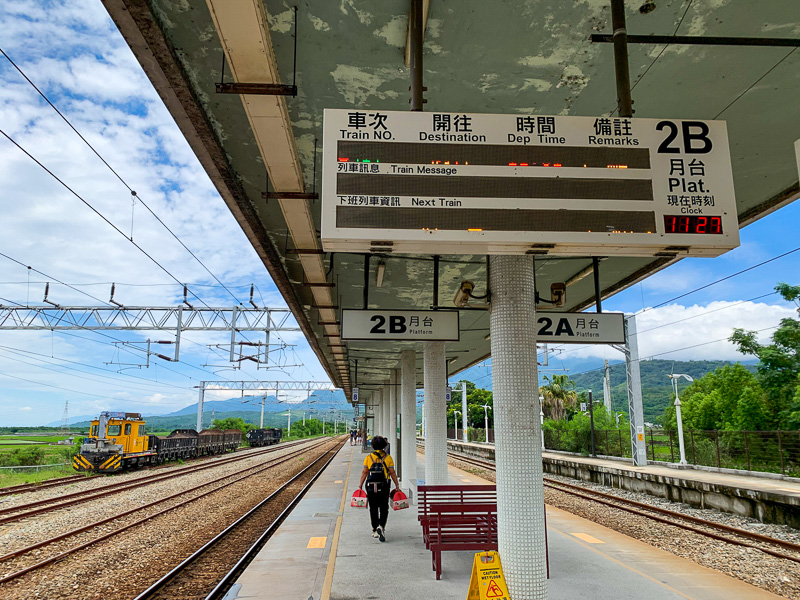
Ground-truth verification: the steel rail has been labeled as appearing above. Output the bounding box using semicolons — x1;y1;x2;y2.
0;474;86;497
0;440;311;525
0;441;327;565
439;447;800;563
0;445;267;498
543;479;800;562
205;443;342;600
0;439;335;584
133;439;344;600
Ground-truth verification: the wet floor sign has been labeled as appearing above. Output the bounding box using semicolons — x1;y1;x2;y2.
466;551;510;600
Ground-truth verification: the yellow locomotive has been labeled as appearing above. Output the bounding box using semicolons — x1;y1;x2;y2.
73;411;243;473
73;412;151;472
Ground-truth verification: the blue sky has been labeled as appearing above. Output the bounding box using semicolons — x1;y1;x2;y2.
0;0;798;426
0;0;330;426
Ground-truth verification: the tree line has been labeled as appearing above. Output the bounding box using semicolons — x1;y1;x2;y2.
446;283;800;435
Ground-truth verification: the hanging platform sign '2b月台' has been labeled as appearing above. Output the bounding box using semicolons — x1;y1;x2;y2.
341;309;459;341
321;109;739;257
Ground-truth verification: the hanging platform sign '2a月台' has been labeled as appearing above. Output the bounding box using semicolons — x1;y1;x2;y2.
533;312;625;344
321;109;739;257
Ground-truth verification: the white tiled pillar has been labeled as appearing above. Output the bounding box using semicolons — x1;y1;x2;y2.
382;384;391;442
374;390;382;437
388;370;398;458
400;349;417;491
490;255;547;599
424;341;448;485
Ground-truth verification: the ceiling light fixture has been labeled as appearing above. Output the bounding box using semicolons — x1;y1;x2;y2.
376;261;386;287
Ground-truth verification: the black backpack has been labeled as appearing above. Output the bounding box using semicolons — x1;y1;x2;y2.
365;452;389;493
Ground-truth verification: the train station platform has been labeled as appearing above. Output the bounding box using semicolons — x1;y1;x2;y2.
446;439;800;529
227;442;783;600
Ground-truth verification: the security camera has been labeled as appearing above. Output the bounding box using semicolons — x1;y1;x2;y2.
550;282;566;307
454;280;475;307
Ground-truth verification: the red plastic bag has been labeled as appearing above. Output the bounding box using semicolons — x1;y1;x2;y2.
391;489;409;511
351;489;367;508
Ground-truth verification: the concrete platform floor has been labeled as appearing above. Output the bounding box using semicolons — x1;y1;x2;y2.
229;443;784;600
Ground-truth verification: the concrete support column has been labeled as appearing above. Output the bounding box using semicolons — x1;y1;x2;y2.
424;341;448;485
625;315;647;466
382;385;391;441
400;349;417;491
196;387;205;432
489;255;547;599
388;371;398;458
374;390;382;437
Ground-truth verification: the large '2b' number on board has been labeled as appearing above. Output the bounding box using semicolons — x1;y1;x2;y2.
369;315;407;334
656;120;713;154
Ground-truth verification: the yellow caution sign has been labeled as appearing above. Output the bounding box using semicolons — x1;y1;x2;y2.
466;551;511;600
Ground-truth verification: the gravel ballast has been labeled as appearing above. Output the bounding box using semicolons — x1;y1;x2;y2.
0;438;342;600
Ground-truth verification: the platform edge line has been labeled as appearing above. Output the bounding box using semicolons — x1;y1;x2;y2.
321;446;353;600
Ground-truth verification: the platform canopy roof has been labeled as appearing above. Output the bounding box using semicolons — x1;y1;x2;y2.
103;0;800;400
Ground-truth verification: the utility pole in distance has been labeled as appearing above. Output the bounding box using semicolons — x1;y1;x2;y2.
589;390;597;457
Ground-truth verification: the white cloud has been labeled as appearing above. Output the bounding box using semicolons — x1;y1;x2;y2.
562;301;796;363
0;1;331;426
20;406;31;411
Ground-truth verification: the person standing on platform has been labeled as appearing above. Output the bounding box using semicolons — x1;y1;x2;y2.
358;436;399;542
350;429;356;446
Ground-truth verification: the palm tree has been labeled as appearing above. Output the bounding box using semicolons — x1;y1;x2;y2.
540;374;577;421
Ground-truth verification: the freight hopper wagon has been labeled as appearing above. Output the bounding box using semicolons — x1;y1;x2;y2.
246;428;282;447
73;411;242;473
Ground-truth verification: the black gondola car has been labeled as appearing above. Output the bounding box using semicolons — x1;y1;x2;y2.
148;430;197;463
246;428;282;447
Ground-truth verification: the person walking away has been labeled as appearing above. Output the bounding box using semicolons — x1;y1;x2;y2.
358;436;400;542
350;429;355;446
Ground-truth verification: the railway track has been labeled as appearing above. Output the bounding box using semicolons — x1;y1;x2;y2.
134;438;344;600
0;437;337;585
0;444;258;499
0;474;86;498
0;440;312;526
441;448;800;565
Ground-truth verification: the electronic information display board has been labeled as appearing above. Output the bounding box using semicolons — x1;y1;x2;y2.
321;110;739;257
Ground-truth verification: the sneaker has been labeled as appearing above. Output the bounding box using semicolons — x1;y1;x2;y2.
377;526;385;542
372;529;379;539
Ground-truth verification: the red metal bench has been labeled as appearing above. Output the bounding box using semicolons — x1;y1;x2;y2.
427;502;498;579
417;484;549;580
417;484;497;535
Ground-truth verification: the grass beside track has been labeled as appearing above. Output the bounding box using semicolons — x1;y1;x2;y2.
0;466;76;488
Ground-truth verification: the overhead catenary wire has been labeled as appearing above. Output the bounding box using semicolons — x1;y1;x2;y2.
0;134;265;372
0;344;189;391
0;253;273;382
0;47;246;308
547;289;781;359
713;47;798;119
626;0;694;96
0;293;237;382
0;129;226;315
0;59;301;393
0;347;193;395
0;51;265;358
0;371;113;400
647;245;800;310
0;251;112;307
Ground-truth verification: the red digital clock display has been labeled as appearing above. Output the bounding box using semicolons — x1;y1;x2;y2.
664;215;723;235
